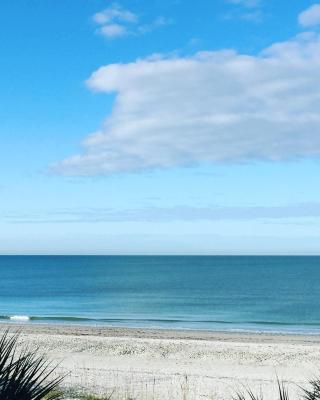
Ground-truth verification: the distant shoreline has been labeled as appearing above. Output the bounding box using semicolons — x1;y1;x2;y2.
2;321;320;344
3;315;320;336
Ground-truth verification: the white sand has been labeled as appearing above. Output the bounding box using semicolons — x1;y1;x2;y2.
1;324;320;399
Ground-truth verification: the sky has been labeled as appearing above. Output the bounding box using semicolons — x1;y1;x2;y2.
1;0;320;255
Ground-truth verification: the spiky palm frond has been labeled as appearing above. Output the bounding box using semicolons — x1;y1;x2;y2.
0;330;63;400
234;386;263;400
277;379;290;400
302;377;320;400
235;379;290;400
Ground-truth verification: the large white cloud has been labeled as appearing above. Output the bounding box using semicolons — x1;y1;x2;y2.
54;32;320;175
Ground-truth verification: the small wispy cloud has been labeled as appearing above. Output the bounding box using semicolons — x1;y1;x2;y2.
137;16;172;35
225;0;263;23
227;0;261;8
5;203;320;224
223;9;262;23
99;23;128;38
93;3;170;39
93;3;137;38
299;3;320;28
93;4;137;25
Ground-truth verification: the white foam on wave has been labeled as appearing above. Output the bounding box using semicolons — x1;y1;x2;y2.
10;315;30;321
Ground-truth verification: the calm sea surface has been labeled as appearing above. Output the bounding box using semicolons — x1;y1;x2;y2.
0;256;320;333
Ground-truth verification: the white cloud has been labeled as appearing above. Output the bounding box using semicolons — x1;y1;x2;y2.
93;3;137;38
93;4;137;25
53;32;320;175
299;4;320;28
99;23;127;38
93;3;170;39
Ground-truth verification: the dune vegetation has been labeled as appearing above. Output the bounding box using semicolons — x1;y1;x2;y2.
0;330;63;400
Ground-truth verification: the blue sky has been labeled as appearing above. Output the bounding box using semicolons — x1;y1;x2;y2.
1;0;320;254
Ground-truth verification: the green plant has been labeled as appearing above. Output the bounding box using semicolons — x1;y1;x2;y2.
235;387;263;400
0;330;63;400
277;379;290;400
70;391;115;400
235;379;289;400
302;377;320;400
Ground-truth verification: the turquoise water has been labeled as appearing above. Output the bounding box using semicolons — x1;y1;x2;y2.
1;256;320;333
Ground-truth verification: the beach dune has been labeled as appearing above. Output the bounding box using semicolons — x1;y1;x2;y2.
1;324;320;399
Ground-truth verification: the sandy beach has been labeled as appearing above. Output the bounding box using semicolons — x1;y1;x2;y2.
1;323;320;399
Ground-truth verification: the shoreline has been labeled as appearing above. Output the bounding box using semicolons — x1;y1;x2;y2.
2;321;320;343
3;315;320;337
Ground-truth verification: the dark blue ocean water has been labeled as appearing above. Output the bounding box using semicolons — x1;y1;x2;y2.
1;256;320;333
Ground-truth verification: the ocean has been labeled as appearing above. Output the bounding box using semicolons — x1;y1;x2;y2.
0;255;320;334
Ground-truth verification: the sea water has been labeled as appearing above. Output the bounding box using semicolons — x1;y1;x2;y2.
0;255;320;333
